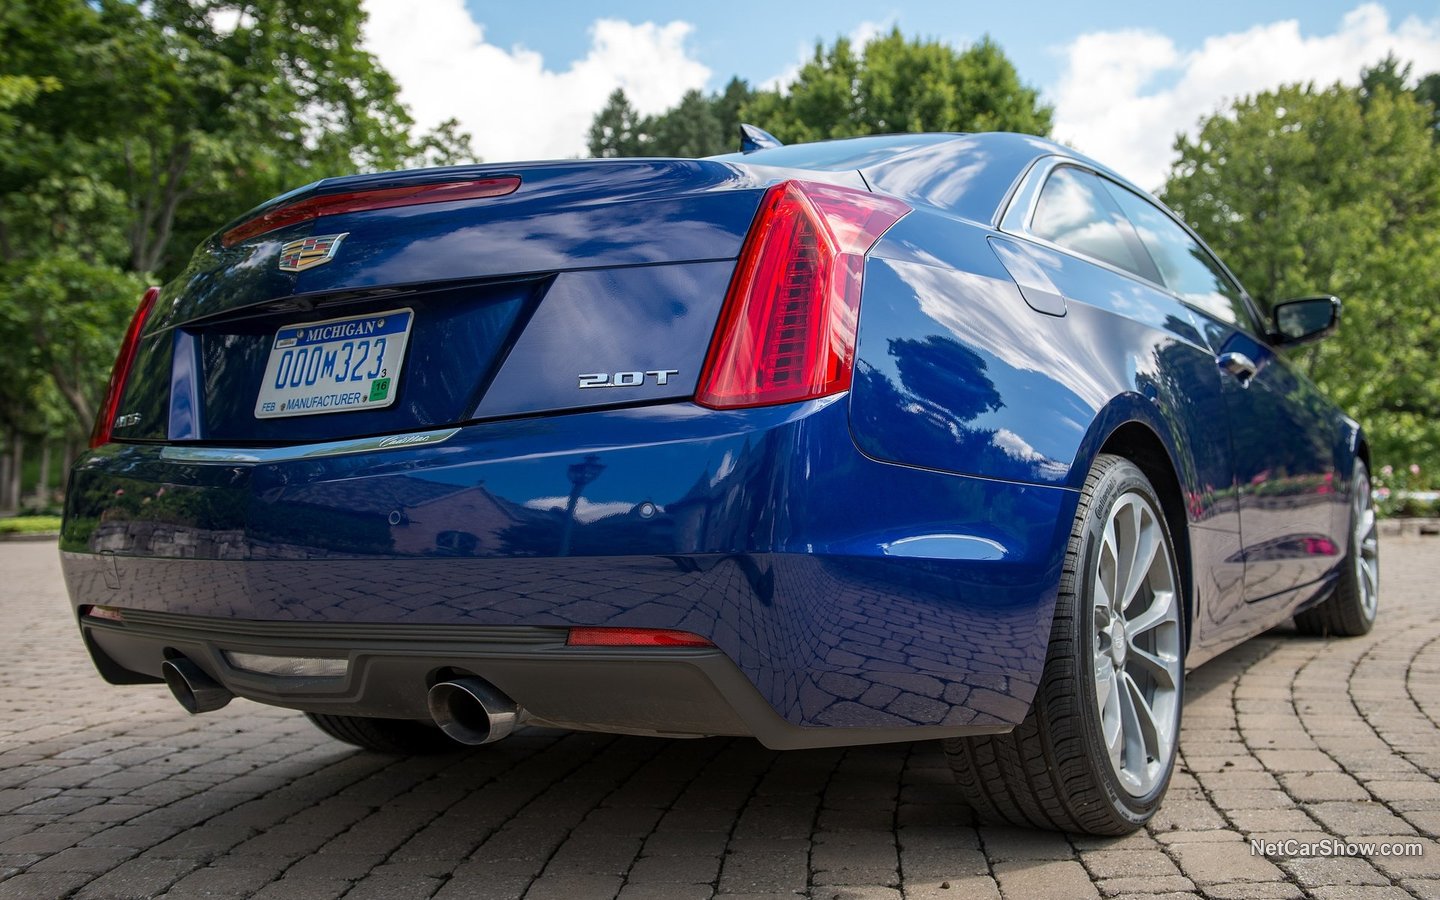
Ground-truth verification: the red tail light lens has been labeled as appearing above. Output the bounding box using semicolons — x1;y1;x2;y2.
566;627;715;648
221;176;522;246
90;286;160;449
695;180;909;409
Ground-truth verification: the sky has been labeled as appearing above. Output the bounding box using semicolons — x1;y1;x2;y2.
360;0;1440;190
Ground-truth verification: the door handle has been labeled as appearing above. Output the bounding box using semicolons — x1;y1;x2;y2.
1217;351;1258;384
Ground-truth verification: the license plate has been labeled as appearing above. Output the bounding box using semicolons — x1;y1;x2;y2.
254;309;413;419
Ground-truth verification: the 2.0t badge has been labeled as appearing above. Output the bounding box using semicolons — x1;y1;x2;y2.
578;369;679;388
278;233;348;273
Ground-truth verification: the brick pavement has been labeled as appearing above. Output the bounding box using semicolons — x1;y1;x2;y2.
1;537;1437;899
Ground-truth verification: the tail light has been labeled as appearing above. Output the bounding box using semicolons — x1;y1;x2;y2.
695;180;909;409
221;176;522;246
90;286;160;448
566;627;714;648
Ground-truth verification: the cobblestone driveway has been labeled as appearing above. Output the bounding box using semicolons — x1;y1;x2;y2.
2;538;1437;900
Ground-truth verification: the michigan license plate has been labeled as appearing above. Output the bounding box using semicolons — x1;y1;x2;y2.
254;309;413;419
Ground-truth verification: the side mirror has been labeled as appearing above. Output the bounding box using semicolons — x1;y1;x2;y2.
1271;296;1341;346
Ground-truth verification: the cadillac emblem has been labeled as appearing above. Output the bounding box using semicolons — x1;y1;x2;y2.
278;233;348;273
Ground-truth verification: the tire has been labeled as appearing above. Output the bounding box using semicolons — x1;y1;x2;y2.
306;713;463;754
944;454;1186;835
1294;461;1379;637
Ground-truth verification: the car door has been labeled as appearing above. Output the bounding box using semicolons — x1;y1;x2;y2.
1100;182;1343;602
1017;164;1249;650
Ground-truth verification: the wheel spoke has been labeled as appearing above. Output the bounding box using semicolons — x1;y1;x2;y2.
1126;642;1176;690
1096;659;1118;722
1116;671;1145;776
1127;588;1176;637
1124;671;1165;760
1114;501;1140;614
1100;518;1120;612
1104;698;1124;769
1120;514;1158;614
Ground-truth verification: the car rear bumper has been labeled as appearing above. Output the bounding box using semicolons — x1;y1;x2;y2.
62;397;1079;745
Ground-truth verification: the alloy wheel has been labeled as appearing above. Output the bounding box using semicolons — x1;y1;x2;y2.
1091;492;1183;798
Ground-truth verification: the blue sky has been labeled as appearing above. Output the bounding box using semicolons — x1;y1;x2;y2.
362;1;1440;188
463;0;1439;94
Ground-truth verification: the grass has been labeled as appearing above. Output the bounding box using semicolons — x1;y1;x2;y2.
0;515;63;535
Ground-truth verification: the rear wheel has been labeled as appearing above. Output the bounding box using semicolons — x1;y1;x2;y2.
945;454;1185;834
306;713;463;754
1295;461;1379;637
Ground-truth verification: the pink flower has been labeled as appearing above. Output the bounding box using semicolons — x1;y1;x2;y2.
1381;465;1393;476
1410;464;1422;476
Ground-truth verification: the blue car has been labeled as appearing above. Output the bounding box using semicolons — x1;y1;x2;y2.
62;130;1378;834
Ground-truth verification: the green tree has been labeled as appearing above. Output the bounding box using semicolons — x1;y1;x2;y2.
588;81;758;159
1162;74;1440;475
648;90;725;159
743;29;1051;143
0;0;475;448
588;89;648;158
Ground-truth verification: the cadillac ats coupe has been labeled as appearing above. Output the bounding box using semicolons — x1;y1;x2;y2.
62;130;1379;834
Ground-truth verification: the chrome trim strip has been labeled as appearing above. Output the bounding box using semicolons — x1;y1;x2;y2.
159;427;462;464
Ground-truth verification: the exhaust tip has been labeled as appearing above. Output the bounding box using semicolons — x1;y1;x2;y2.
427;678;521;745
161;658;233;714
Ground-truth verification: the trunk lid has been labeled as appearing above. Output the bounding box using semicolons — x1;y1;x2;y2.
115;159;778;445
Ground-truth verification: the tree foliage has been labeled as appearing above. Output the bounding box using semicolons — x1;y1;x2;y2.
588;78;755;158
588;30;1049;159
1162;65;1440;474
0;0;475;447
741;29;1050;143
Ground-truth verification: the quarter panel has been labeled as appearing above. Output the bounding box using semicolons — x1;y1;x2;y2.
858;214;1249;655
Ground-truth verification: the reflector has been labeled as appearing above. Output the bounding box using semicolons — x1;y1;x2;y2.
566;627;714;648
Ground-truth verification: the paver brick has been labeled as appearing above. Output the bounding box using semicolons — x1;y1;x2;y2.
2;531;1440;900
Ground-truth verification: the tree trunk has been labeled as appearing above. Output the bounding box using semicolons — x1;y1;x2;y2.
5;430;21;514
36;441;51;508
60;437;77;502
0;437;11;514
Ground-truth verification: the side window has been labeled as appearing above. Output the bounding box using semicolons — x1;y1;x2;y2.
1101;181;1257;330
1029;167;1159;282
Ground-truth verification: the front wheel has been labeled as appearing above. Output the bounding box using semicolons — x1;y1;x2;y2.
1294;461;1379;637
945;454;1185;834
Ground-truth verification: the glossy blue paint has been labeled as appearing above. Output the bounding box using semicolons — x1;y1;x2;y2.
64;132;1365;737
64;398;1073;730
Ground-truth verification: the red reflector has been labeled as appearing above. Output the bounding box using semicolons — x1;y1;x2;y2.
566;627;714;648
82;605;125;622
221;175;522;246
90;286;160;448
695;180;909;409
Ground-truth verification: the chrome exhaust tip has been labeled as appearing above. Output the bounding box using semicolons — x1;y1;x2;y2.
161;657;233;714
427;678;522;745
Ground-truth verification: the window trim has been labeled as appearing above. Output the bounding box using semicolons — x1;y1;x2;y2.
998;156;1268;336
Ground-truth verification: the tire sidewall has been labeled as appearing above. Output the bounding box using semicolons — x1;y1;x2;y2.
1069;458;1185;825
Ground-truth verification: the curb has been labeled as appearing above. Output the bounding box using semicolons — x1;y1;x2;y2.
1378;517;1440;537
0;532;59;543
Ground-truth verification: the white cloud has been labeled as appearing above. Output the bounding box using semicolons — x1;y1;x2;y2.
361;0;710;163
762;17;895;91
1051;3;1440;191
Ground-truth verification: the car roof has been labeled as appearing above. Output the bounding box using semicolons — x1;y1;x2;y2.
715;131;1154;225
